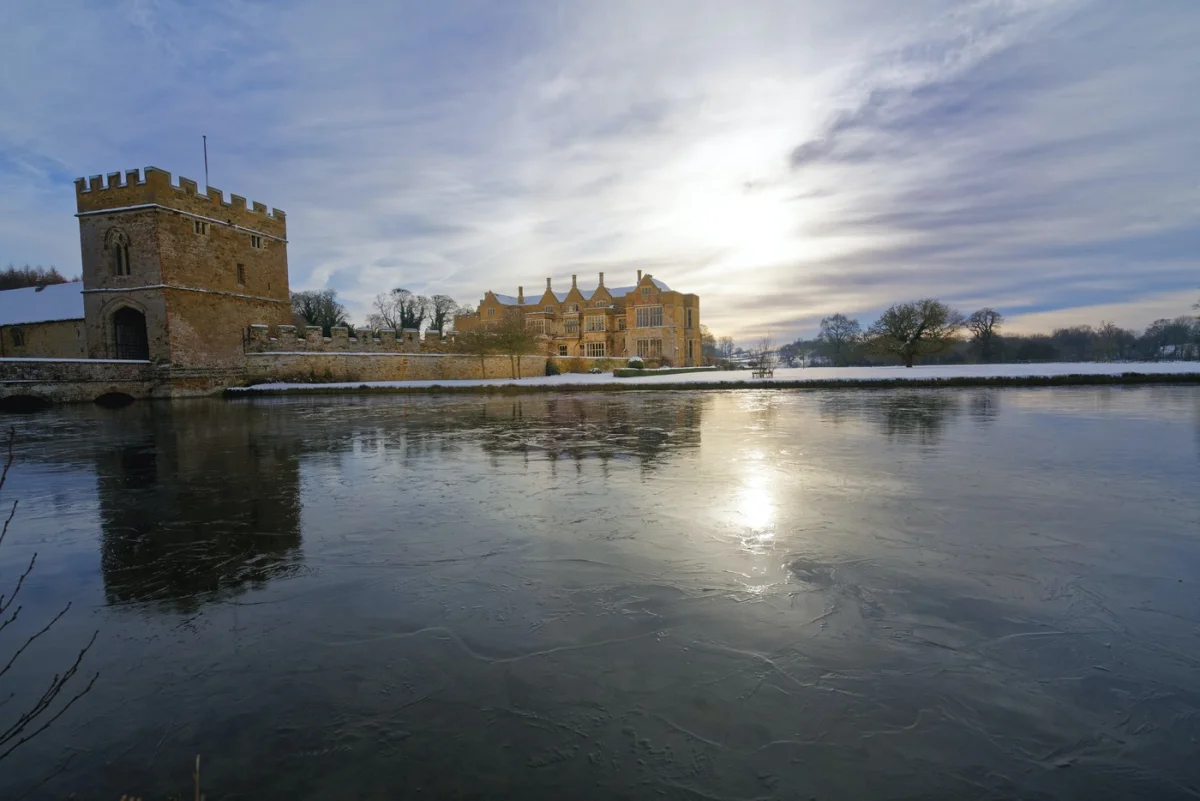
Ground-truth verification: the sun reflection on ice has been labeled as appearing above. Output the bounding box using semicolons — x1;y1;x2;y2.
735;450;777;553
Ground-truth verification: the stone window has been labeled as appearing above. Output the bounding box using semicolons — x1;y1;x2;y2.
593;300;606;307
636;306;663;328
487;307;495;317
236;263;246;285
641;287;651;297
564;319;579;334
637;339;663;358
585;315;605;332
586;342;606;358
106;228;131;276
250;235;264;249
688;339;695;362
686;308;694;328
558;345;568;356
544;305;554;313
10;327;25;347
527;318;546;334
194;220;209;235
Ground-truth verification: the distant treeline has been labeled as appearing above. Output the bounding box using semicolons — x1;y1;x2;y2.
775;298;1200;368
0;264;77;291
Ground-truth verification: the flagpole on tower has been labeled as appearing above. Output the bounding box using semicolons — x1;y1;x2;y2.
203;135;209;188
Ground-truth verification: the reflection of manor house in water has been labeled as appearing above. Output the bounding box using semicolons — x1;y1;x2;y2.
97;404;303;610
457;273;702;367
472;394;705;468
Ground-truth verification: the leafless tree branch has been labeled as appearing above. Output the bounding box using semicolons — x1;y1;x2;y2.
0;427;100;765
0;602;69;680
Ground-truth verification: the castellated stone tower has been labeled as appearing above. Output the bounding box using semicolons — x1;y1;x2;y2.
75;167;291;374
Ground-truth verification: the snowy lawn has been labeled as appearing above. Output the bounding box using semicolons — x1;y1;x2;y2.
234;361;1200;392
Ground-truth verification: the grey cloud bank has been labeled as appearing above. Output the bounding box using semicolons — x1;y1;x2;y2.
1;0;1197;341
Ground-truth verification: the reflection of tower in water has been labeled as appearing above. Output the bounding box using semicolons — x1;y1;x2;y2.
96;404;303;611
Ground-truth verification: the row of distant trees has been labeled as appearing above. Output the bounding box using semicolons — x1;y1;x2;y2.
289;288;471;337
776;297;1200;368
289;289;539;377
0;264;77;290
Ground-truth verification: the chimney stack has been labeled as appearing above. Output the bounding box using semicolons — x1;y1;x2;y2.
572;274;577;288
518;286;524;303
546;277;552;290
598;271;605;287
637;269;643;282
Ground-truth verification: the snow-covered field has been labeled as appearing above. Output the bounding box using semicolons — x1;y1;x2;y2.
235;361;1200;392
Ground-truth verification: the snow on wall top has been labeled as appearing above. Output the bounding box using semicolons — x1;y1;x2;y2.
0;282;85;326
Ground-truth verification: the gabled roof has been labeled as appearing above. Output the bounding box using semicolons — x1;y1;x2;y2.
609;278;671;297
0;282;85;326
490;277;672;307
533;289;569;304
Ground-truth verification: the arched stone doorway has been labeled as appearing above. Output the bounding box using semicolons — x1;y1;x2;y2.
112;307;149;360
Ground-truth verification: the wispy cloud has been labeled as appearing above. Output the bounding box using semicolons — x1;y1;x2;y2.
1;0;1197;340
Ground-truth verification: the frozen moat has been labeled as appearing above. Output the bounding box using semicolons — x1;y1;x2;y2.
2;387;1199;799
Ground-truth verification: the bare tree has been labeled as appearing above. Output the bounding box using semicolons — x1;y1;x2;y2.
366;293;399;331
454;328;496;379
868;299;964;368
428;295;460;334
717;336;736;361
817;313;862;366
397;290;429;331
1095;320;1123;361
699;326;717;364
291;290;351;336
371;289;429;332
965;308;1004;363
492;314;541;379
1051;325;1097;362
1;429;98;763
750;333;777;375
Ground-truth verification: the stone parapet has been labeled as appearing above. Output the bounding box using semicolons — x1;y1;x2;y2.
244;324;458;354
75;167;286;239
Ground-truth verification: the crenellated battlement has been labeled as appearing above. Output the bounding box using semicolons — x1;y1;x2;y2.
75;166;286;237
246;324;458;354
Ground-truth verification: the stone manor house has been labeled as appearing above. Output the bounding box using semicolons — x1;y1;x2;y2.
458;274;701;367
0;166;701;403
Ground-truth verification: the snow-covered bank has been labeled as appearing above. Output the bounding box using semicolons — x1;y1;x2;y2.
232;362;1200;393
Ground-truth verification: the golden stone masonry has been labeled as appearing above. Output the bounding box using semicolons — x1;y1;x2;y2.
0;166;702;402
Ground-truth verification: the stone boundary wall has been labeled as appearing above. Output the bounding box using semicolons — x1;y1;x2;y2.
0;357;156;402
247;325;458;354
245;352;547;384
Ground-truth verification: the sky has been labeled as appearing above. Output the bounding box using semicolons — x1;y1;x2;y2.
1;0;1197;342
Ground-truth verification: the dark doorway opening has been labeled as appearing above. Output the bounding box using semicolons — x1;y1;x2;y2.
113;307;149;361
